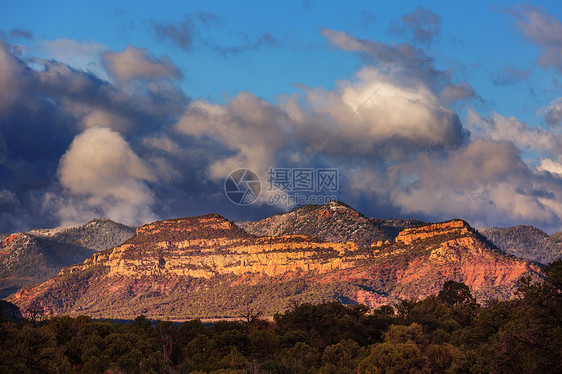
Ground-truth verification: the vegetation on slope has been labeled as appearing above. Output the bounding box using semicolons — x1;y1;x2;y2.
44;219;136;251
0;219;135;298
479;225;562;264
238;201;402;246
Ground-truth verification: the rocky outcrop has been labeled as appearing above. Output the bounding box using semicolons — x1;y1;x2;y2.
396;219;471;245
8;213;541;320
1;233;21;250
64;215;362;279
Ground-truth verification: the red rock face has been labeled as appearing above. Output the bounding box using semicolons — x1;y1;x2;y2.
0;233;21;254
8;214;542;320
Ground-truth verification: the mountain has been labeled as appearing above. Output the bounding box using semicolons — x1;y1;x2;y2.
478;225;562;264
28;218;136;252
8;214;540;320
0;219;135;298
237;201;423;246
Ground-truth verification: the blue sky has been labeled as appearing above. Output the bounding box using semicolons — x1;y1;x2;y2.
2;1;562;233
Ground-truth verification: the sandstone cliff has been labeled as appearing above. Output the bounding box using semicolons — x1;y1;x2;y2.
8;214;541;320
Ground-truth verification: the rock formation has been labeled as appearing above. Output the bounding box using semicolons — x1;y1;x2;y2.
8;214;541;320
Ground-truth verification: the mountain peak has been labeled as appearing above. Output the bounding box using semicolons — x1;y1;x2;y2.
239;201;385;246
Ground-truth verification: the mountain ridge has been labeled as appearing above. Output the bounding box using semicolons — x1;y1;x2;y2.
238;201;424;246
8;210;541;320
478;225;562;264
0;219;135;298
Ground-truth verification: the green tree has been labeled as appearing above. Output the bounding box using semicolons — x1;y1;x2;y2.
318;339;366;374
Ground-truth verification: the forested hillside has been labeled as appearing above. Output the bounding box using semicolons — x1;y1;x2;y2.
1;260;560;373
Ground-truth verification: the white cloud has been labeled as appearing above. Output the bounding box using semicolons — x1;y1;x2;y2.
466;108;560;155
41;38;108;79
538;158;562;177
103;45;182;84
540;97;562;127
56;126;157;226
284;66;466;157
176;92;292;181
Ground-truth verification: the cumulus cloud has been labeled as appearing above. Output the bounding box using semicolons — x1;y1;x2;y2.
349;139;562;228
0;41;30;113
465;108;560;155
540;97;562;127
165;27;562;230
284;66;467;157
321;28;449;90
0;41;189;231
57;127;157;226
538;158;562;177
104;45;182;83
508;4;562;72
41;39;107;77
3;19;562;234
176;92;292;183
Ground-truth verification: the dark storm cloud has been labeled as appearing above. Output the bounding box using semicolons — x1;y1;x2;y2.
493;66;532;85
0;41;192;231
3;9;562;236
390;7;441;44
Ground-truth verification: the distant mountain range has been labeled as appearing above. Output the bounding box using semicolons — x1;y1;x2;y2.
8;203;541;320
478;225;562;264
0;219;135;298
241;202;561;264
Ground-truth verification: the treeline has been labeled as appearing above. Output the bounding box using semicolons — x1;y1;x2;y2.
1;260;560;373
